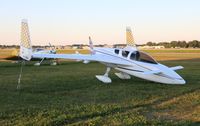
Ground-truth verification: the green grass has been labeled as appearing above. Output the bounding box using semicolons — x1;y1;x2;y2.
0;60;200;125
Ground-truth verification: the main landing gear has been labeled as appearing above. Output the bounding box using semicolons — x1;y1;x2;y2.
34;58;45;66
96;67;112;83
115;72;131;79
34;58;57;66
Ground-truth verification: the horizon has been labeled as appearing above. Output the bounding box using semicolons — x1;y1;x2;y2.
0;0;200;45
1;40;200;47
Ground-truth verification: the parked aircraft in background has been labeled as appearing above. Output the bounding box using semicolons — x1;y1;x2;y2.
32;43;57;66
4;44;57;66
20;19;185;84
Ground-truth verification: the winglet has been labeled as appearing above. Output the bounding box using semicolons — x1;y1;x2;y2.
89;36;95;54
126;27;135;47
170;66;184;71
20;19;32;61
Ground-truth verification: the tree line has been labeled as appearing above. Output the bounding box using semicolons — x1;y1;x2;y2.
1;40;200;48
146;40;200;48
0;45;51;49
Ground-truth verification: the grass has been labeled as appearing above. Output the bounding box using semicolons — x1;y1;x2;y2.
0;49;200;125
0;55;200;125
142;48;200;53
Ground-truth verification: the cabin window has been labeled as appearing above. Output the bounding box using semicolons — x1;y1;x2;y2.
122;51;129;57
130;52;136;60
114;49;119;54
136;51;140;60
130;51;140;60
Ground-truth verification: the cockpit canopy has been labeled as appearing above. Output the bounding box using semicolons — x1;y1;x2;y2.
114;49;157;64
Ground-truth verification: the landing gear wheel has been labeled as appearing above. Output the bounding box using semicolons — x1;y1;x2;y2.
34;58;45;66
96;75;111;83
96;67;112;83
51;62;57;66
34;62;41;66
115;72;131;79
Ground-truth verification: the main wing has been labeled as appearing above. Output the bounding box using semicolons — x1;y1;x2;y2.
32;53;133;66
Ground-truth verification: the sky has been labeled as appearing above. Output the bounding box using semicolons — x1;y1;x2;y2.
0;0;200;45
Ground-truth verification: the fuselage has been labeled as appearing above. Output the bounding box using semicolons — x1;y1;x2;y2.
93;47;185;84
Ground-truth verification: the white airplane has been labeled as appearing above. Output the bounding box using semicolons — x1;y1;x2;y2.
32;44;57;66
20;19;186;84
4;43;56;66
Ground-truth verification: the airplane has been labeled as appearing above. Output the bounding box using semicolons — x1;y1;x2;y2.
32;43;57;66
3;44;58;66
19;19;186;84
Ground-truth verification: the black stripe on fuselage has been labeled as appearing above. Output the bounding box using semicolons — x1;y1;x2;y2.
117;66;177;80
117;66;144;72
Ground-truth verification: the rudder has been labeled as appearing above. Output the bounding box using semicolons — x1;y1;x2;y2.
126;27;135;47
20;19;32;61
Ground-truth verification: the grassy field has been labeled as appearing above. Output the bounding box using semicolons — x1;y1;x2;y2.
0;49;200;125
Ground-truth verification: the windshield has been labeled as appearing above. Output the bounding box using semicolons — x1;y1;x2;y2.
130;51;157;64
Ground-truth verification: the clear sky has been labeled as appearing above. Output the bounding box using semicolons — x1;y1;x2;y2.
0;0;200;45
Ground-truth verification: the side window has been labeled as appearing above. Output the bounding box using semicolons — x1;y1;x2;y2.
130;52;136;60
122;51;129;57
114;49;119;54
135;51;140;60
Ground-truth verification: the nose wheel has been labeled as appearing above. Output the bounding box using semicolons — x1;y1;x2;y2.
96;67;112;83
115;72;131;79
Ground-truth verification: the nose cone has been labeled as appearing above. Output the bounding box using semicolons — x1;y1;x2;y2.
169;70;186;84
180;79;186;84
158;64;186;85
174;77;186;84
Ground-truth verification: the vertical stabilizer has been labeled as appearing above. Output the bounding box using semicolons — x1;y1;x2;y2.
20;19;32;60
126;27;135;47
89;36;95;54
